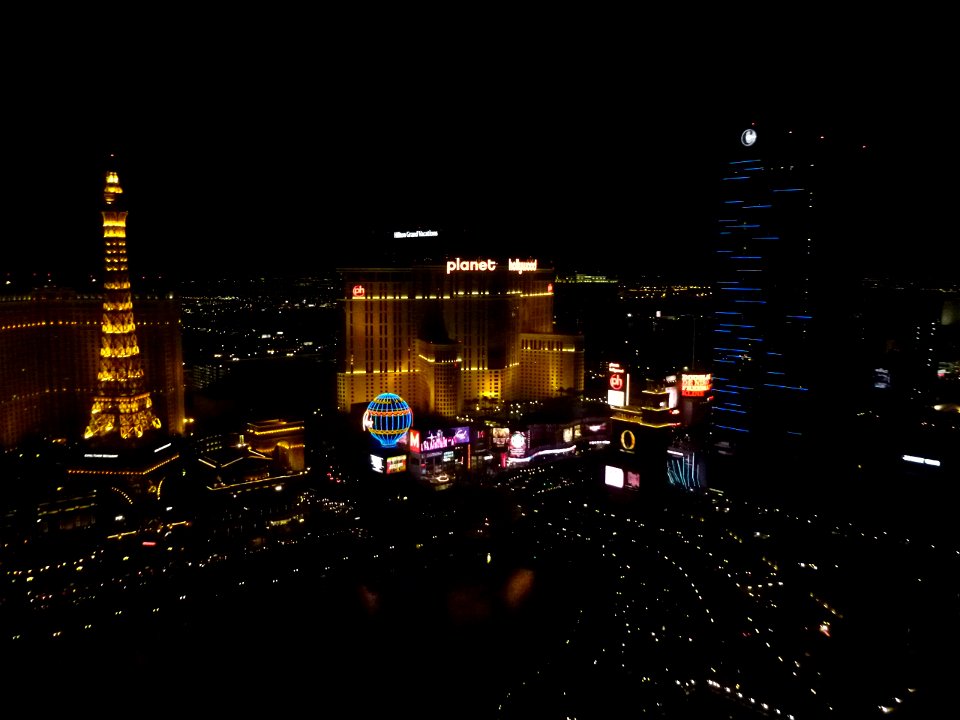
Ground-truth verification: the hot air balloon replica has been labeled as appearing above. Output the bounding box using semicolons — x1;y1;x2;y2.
362;393;413;448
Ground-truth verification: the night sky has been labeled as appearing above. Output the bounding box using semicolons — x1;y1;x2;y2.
2;68;955;285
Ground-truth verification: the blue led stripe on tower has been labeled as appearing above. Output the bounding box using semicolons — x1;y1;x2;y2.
715;425;750;433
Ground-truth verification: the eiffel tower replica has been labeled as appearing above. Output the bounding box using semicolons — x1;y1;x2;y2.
85;166;161;441
71;160;178;502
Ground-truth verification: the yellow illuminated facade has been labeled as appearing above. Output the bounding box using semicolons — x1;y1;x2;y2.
245;419;306;472
85;170;161;441
337;263;584;416
518;332;584;399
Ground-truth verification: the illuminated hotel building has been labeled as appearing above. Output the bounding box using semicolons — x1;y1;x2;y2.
710;121;872;462
337;257;584;416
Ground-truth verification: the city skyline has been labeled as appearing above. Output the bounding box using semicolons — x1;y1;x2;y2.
2;85;958;716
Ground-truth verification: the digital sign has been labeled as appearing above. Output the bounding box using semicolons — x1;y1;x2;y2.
605;466;638;489
491;427;510;447
408;426;470;454
607;362;629;407
681;373;712;397
509;430;527;458
371;454;406;475
604;465;624;488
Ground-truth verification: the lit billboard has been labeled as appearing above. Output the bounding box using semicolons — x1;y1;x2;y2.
605;465;639;490
604;465;624;488
509;430;528;458
491;427;510;447
371;454;407;475
407;427;470;454
681;373;712;397
608;362;630;407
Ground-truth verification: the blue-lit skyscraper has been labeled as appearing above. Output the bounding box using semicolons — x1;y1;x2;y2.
709;119;874;474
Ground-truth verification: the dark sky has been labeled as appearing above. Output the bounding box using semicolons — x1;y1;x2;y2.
2;63;955;286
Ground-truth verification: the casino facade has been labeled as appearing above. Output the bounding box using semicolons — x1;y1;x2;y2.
337;256;584;418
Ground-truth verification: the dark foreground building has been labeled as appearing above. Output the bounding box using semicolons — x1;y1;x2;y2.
709;118;876;481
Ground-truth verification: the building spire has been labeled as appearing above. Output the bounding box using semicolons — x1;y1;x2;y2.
84;164;161;441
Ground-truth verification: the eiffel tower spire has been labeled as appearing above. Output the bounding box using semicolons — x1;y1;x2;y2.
84;162;161;440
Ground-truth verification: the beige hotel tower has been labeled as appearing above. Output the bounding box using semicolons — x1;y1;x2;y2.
337;255;584;417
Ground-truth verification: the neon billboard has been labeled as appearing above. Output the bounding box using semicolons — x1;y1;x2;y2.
407;427;470;454
681;374;712;397
608;362;629;407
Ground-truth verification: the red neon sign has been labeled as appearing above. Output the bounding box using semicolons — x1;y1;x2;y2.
352;285;366;298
